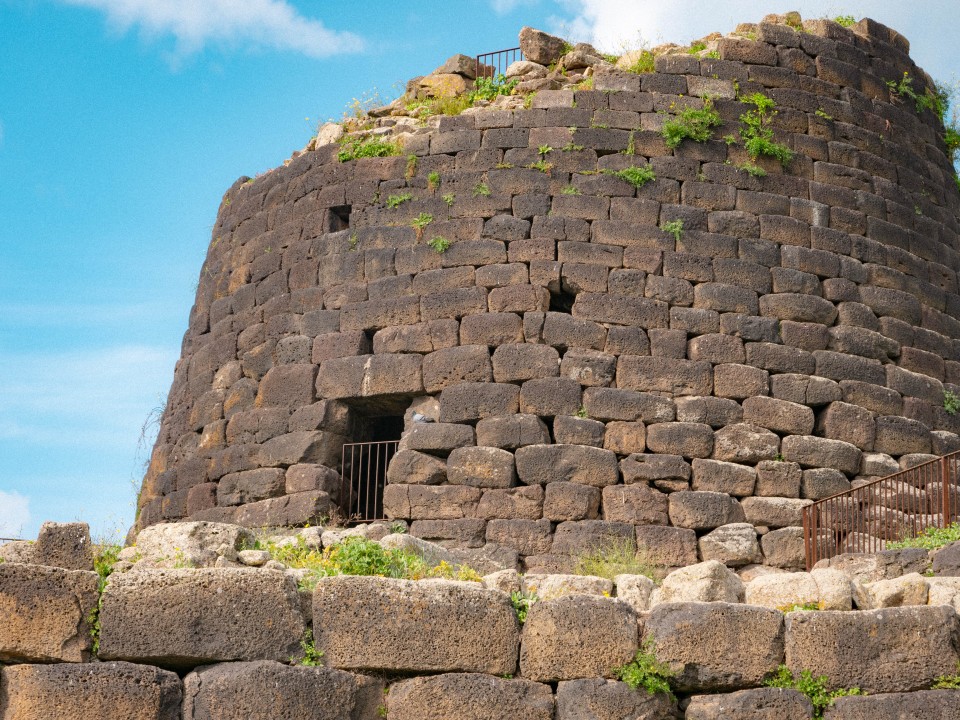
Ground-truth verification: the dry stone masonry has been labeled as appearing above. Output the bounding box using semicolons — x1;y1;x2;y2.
3;520;960;718
133;13;960;580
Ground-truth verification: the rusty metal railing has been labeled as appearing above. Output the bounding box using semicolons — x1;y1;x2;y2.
475;47;523;79
803;450;960;569
340;440;399;523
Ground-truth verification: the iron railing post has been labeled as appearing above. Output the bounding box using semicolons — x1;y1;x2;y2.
943;455;952;527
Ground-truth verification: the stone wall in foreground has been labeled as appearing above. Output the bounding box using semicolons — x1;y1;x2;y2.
136;14;960;573
4;522;960;720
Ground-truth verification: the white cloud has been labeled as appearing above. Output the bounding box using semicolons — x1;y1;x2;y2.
60;0;365;59
0;491;30;538
549;0;954;82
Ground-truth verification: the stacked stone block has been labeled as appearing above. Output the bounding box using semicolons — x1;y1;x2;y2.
137;16;960;572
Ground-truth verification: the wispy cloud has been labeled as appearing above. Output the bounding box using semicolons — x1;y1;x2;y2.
0;344;174;446
59;0;365;59
490;0;539;14
0;491;30;538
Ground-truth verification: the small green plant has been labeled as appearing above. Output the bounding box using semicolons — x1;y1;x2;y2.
944;390;960;415
561;185;581;195
575;406;588;418
442;192;456;206
562;141;585;152
591;121;610;129
427;171;441;190
705;49;720;59
469;73;519;103
614;638;676;698
833;15;856;27
814;108;834;121
386;192;413;209
737;92;794;168
405;154;418;179
495;161;514;169
777;601;823;613
87;542;122;655
473;182;491;197
738;162;767;178
573;539;657;581
337;135;402;163
688;41;707;54
510;589;538;623
625;50;656;75
529;159;553;173
537;144;553;156
607;165;656;189
428;236;452;253
411;213;433;231
932;663;960;689
765;666;863;719
661;219;684;242
887;522;960;550
661;99;722;149
774;453;786;462
377;705;388;718
297;629;324;666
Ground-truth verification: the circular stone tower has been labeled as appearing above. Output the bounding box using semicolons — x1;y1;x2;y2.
136;15;960;573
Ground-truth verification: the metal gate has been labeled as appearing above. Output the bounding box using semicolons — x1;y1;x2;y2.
339;440;399;523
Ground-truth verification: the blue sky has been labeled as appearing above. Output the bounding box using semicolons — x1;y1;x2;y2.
0;0;955;541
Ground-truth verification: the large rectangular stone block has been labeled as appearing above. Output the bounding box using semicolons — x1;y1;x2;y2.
387;673;554;720
182;660;383;720
312;576;519;674
785;606;960;693
0;662;182;720
98;569;305;668
520;595;638;681
617;356;713;396
644;602;784;691
0;563;99;663
316;354;424;400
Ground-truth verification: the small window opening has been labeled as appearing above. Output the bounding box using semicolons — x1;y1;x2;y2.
339;414;403;523
549;287;577;313
326;205;352;232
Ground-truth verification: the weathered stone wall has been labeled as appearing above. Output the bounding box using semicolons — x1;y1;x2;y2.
136;15;960;572
4;522;960;720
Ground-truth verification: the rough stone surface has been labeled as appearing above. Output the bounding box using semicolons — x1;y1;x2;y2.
644;602;785;691
182;661;384;720
825;690;960;719
31;521;94;571
135;522;254;568
555;678;678;720
520;595;638;681
313;576;519;674
698;523;762;567
744;572;820;609
785;606;960;693
686;688;813;720
0;662;182;720
0;563;99;663
655;561;744;604
98;568;305;668
387;673;554;720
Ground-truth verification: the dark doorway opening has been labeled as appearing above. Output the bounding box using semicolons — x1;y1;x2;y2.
549;287;577;313
339;414;403;523
325;205;352;232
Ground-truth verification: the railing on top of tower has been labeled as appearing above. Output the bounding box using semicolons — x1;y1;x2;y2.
802;450;960;570
475;47;523;80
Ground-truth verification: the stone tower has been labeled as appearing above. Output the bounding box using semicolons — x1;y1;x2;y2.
135;15;960;572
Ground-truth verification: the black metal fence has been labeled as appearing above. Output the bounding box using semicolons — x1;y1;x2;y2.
339;440;400;523
475;47;523;79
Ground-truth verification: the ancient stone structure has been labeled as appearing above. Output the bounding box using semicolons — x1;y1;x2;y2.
4;520;960;718
136;14;960;575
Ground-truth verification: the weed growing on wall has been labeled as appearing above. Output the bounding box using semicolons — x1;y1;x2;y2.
296;629;324;666
833;15;856;27
87;541;122;655
661;219;684;242
427;171;441;190
428;236;452;253
386;193;413;209
473;182;491;197
606;166;656;189
765;666;863;719
469;74;519;103
944;390;960;415
337;135;402;163
737;92;794;168
661;99;722;149
932;663;960;689
573;540;657;581
614;638;676;698
510;589;538;623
